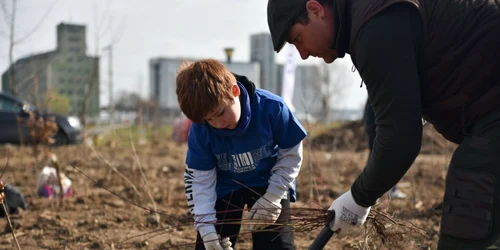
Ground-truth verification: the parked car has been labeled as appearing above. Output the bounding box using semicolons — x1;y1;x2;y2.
0;92;83;145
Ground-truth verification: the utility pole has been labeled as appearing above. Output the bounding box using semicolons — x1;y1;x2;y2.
103;44;114;124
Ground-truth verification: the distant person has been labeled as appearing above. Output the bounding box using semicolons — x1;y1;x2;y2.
267;0;500;248
363;100;406;199
172;117;192;143
176;59;307;250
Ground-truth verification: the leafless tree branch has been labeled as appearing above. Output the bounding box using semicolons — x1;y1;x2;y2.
110;15;127;45
14;0;60;44
1;0;11;26
8;0;17;95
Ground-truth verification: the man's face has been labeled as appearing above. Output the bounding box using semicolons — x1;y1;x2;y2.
203;85;241;129
287;1;337;63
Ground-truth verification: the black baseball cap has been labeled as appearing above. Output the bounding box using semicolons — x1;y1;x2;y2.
267;0;307;53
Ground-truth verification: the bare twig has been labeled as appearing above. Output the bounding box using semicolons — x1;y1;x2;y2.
14;0;60;44
0;181;21;250
8;0;17;95
0;0;11;25
128;126;159;224
84;139;142;197
68;162;174;219
2;202;21;250
50;154;64;206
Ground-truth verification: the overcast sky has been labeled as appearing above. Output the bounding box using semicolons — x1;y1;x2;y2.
0;0;366;109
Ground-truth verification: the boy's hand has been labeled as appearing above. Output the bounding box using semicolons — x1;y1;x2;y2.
246;192;282;231
201;232;233;250
328;190;371;234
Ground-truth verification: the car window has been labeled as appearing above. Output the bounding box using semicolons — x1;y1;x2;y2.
0;97;22;112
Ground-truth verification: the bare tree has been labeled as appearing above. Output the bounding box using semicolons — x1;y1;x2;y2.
78;2;107;126
1;0;59;96
2;0;18;95
314;63;348;122
79;1;127;125
114;90;143;111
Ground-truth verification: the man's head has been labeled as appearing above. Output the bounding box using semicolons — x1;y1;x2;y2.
176;59;242;129
267;0;337;63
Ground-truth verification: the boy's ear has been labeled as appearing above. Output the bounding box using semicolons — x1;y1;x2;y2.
232;84;241;97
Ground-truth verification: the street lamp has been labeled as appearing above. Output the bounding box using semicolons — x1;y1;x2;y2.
224;47;234;64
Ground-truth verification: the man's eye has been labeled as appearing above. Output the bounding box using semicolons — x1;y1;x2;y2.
218;110;225;116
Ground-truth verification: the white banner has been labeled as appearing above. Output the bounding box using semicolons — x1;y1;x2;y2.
281;43;299;113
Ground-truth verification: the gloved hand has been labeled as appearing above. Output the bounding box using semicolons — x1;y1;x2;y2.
201;231;233;250
246;192;282;231
328;190;371;234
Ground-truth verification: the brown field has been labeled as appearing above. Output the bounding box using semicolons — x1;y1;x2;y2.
0;122;457;250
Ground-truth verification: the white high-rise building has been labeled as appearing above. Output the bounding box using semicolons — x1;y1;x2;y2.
148;57;260;114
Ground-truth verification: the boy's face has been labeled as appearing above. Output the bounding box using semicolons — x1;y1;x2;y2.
204;84;242;129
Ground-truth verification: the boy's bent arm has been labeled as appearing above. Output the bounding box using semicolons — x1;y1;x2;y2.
268;98;307;198
184;166;218;237
267;141;303;198
246;141;303;231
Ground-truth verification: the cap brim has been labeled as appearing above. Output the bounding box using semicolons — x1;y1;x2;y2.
274;24;292;53
275;40;287;53
268;0;305;53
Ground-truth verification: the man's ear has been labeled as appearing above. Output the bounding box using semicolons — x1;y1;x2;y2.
232;84;241;97
306;0;325;19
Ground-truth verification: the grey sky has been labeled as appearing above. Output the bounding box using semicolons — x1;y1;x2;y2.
0;0;366;109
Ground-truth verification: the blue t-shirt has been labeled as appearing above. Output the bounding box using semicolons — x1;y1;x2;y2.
186;88;307;202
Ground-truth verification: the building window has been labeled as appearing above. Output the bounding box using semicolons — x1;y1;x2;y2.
69;47;81;53
68;36;81;42
66;26;80;33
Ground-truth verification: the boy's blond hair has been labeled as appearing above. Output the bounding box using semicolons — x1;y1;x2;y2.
176;59;236;123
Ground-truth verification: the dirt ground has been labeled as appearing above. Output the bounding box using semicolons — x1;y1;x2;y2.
0;123;457;250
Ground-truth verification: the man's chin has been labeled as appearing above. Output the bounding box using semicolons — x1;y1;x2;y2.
321;50;338;64
322;56;337;64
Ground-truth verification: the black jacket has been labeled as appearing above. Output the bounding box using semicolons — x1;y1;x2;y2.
332;0;500;206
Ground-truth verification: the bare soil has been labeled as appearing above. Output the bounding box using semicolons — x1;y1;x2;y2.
0;123;457;250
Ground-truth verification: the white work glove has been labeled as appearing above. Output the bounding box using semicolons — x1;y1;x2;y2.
246;192;282;231
201;231;233;250
328;190;371;234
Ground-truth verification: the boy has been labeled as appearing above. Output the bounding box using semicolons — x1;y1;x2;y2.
176;59;307;250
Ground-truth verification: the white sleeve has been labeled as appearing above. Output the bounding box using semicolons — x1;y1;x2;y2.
266;141;303;198
184;166;218;236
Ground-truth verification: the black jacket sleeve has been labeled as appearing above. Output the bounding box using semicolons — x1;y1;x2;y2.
351;3;424;207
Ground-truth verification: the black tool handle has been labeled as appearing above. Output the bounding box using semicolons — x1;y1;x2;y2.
309;225;335;250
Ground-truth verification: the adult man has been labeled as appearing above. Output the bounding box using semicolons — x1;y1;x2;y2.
267;0;500;249
363;100;406;199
